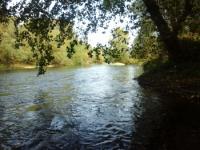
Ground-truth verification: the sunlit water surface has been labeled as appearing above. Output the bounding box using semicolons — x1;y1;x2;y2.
0;65;146;149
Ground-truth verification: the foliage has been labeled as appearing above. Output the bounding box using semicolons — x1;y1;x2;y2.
141;0;200;62
88;44;105;64
0;0;199;74
0;19;94;69
0;0;10;22
51;42;73;66
71;43;91;66
130;0;200;63
0;0;134;74
130;18;164;61
104;27;131;64
0;19;35;65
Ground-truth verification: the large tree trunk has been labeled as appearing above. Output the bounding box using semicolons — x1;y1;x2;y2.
142;0;181;62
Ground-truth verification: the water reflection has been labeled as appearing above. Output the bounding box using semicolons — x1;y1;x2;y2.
0;65;145;149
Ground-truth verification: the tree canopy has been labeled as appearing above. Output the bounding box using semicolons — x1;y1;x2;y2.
0;0;199;74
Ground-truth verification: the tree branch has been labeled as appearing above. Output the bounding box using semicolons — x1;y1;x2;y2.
142;0;180;55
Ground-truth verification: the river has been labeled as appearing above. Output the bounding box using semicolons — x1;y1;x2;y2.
1;65;198;150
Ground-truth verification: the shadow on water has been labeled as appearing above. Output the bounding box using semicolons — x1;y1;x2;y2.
130;88;200;150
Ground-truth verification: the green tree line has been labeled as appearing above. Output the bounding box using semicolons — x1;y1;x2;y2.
0;19;139;68
0;19;100;67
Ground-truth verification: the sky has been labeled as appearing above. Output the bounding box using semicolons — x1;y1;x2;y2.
74;14;137;47
9;0;137;47
84;16;137;47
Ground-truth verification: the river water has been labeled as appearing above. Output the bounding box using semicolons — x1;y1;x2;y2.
0;65;170;149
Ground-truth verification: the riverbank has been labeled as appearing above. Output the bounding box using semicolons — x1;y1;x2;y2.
0;63;96;71
138;62;200;103
133;62;200;150
0;64;57;70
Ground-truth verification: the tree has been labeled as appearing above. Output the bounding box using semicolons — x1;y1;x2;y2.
104;27;130;63
131;18;163;61
88;44;104;64
0;0;199;74
141;0;200;62
0;0;10;22
0;19;35;65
